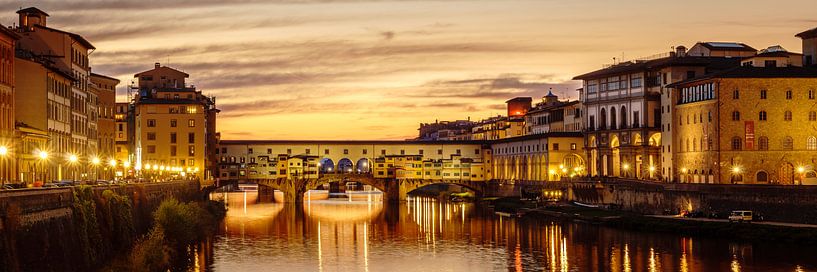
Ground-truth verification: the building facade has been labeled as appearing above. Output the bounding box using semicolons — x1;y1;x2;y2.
0;25;17;184
90;73;119;169
132;63;217;181
491;132;585;182
670;67;817;185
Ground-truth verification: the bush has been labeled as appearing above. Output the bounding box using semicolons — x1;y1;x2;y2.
153;198;224;247
130;228;170;272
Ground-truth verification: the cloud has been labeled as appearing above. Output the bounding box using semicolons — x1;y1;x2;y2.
380;31;395;40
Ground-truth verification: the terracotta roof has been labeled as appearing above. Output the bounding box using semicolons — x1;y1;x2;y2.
32;24;94;50
667;66;817;88
573;56;741;80
134;66;189;77
90;72;121;82
16;7;49;17
796;26;817;39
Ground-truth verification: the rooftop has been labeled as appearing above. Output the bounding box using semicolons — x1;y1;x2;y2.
667;66;817;87
696;42;756;52
573;54;740;80
796;26;817;39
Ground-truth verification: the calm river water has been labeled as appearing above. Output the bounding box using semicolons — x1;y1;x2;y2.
190;191;817;271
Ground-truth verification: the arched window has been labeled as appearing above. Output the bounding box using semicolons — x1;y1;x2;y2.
758;136;769;150
808;136;817;150
731;137;742;150
693;137;697;152
756;171;768;182
758;111;767;121
784;110;792;121
732;111;740;121
809;111;816;121
782;136;794;150
600;108;607;129
620;106;627;129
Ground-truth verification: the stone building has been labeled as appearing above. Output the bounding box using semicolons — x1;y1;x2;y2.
490;132;585;182
524;90;582;135
132;63;218;181
575;45;742;181
0;24;16;184
669;66;817;184
90;73;119;168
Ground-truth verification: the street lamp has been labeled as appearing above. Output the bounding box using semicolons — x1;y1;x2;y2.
0;146;7;187
68;154;78;181
38;151;48;183
92;157;100;181
108;159;117;181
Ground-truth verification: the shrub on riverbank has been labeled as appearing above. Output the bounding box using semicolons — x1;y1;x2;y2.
130;228;170;272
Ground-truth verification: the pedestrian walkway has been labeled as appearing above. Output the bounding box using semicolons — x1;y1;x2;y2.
648;215;817;228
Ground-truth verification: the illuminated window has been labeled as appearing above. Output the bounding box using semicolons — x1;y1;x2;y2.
188;145;195;156
786;90;793;100
147;119;156;127
188;119;195;127
807;137;817;150
170;119;177;127
187;106;197;114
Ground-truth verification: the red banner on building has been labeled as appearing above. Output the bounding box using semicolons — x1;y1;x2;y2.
745;121;755;150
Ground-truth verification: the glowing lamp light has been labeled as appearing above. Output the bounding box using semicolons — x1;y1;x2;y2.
649;166;656;172
109;159;117;167
152;165;158;170
124;161;131;168
145;164;151;170
68;154;78;163
548;169;556;175
622;163;630;170
732;166;741;174
38;151;48;160
681;167;688;174
798;167;805;174
0;146;7;156
559;164;565;169
160;165;165;171
92;157;101;165
194;167;200;172
561;168;568;174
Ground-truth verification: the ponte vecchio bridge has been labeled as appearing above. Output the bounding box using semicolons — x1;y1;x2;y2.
215;134;586;202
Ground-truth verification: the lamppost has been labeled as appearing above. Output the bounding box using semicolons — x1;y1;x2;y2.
0;146;7;187
38;151;48;184
68;154;78;182
92;157;100;181
109;159;117;181
797;166;806;185
123;161;131;179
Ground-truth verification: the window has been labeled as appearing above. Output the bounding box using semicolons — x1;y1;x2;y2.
419;149;424;155
758;136;769;151
287;149;291;155
784;111;792;121
782;136;793;150
708;111;712;122
808;137;817;150
786;90;793;100
810;111;816;121
188;145;195;156
324;149;329;155
760;90;767;99
552;143;559;151
437;149;443;155
810;90;815;100
147;145;156;154
147;119;156;127
188;119;195;127
147;132;156;140
188;133;195;143
363;149;368;155
400;149;405;155
306;149;311;154
267;148;272;154
731;137;742;150
170;146;177;156
570;143;577;150
732;111;740;121
456;149;461;155
733;89;739;99
170;119;177;127
686;71;695;79
758;111;767;121
765;60;777;67
381;149;386;155
757;172;768;183
344;149;349;155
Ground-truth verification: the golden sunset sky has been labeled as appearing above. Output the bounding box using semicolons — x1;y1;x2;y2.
4;0;816;140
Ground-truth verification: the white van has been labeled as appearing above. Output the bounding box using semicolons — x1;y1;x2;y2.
728;210;753;222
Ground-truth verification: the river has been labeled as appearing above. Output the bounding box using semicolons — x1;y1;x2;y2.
188;191;817;271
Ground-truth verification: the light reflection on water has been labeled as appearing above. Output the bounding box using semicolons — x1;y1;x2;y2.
192;192;817;272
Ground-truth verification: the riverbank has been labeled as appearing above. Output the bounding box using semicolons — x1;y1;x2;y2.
486;198;817;245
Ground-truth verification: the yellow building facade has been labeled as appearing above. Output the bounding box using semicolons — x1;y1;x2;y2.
671;66;817;184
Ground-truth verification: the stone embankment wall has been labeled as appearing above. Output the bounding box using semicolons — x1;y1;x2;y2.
568;179;817;224
0;181;200;272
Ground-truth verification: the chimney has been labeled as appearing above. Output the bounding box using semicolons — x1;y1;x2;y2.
154;62;161;69
675;45;687;57
17;7;49;28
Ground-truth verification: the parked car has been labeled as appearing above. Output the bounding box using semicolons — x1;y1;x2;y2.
2;184;14;190
728;210;753;222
